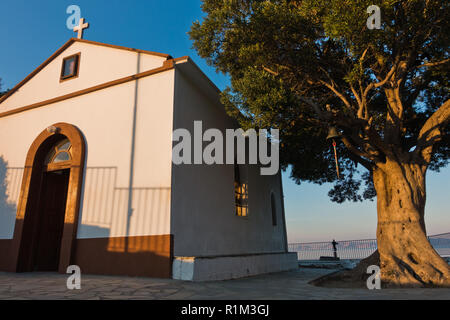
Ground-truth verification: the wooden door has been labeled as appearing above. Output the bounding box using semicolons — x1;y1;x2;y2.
34;169;70;271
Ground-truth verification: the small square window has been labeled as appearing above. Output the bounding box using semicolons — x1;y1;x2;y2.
60;54;80;81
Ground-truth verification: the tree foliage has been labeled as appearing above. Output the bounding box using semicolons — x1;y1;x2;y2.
189;0;449;203
0;78;6;98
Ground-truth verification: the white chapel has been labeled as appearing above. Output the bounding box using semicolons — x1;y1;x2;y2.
0;25;297;280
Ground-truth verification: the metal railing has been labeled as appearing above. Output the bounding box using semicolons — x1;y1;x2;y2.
289;232;450;260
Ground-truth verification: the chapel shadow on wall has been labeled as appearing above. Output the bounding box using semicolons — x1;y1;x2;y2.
76;184;173;278
0;156;17;238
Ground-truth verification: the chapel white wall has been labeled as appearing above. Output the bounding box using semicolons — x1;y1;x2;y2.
0;52;175;240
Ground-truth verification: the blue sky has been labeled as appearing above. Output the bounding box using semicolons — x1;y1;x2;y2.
1;0;448;242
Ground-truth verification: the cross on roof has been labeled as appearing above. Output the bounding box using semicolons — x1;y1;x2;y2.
73;18;89;39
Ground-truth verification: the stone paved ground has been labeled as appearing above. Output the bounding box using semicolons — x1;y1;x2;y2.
0;268;449;300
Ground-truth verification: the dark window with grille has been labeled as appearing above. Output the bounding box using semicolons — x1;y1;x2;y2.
234;164;248;217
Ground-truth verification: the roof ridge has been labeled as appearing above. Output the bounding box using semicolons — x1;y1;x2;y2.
72;38;172;59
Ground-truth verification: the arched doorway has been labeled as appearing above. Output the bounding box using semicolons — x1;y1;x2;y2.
11;123;86;273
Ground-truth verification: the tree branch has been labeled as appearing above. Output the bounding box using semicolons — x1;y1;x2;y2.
294;94;331;121
350;84;364;119
413;99;450;163
363;63;397;98
262;66;279;76
319;80;353;110
340;135;378;165
345;149;374;171
417;58;450;69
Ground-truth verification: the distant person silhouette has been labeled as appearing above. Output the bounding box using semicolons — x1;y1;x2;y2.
332;239;339;259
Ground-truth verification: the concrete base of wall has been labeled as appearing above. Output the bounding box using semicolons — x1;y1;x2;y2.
172;252;298;281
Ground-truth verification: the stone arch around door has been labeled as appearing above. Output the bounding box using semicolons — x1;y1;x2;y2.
11;123;86;273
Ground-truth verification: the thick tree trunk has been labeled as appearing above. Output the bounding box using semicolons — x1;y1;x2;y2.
373;159;450;287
